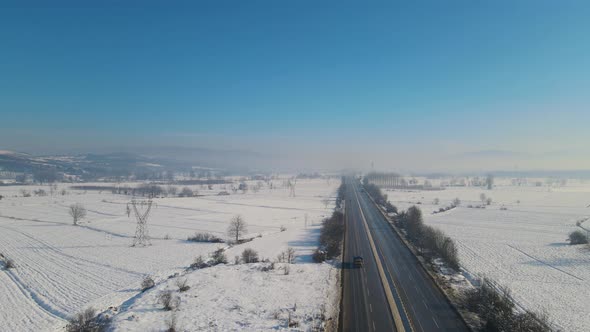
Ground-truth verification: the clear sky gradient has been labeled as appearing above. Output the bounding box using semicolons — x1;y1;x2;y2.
1;1;589;171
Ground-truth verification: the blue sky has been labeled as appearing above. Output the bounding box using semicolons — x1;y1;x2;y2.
1;1;590;170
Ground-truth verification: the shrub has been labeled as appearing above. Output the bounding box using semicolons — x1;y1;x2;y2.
34;189;47;196
260;262;275;272
141;276;155;292
65;307;110;332
280;225;287;232
190;255;209;269
158;290;180;311
175;278;190;292
211;248;227;265
5;258;16;269
241;248;259;263
568;230;588;245
465;279;550;332
187;232;223;243
312;249;326;263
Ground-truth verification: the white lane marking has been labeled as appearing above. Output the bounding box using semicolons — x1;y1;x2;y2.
422;299;428;309
373;321;376;331
370;303;373;312
432;317;440;328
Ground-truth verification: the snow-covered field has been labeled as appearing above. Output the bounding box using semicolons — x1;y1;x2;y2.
0;178;339;331
386;179;590;331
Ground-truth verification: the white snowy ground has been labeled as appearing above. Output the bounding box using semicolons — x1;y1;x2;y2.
0;178;339;331
386;179;590;331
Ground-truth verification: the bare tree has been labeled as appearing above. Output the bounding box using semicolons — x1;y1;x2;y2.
179;187;193;197
480;193;487;204
167;186;178;197
241;248;259;263
227;215;247;243
69;203;87;225
49;183;58;196
286;247;296;264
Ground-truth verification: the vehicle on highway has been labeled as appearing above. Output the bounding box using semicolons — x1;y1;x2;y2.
353;256;364;268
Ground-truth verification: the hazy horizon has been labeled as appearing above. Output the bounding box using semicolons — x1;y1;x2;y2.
2;1;590;172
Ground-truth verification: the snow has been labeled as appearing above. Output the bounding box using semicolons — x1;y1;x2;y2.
109;263;338;331
386;178;590;331
0;178;339;331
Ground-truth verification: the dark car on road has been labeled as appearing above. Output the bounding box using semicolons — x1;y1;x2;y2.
353;256;364;268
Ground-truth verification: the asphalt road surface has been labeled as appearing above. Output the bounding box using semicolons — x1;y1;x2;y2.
341;177;469;332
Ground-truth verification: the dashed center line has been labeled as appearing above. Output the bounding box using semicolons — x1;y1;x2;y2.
432;317;440;328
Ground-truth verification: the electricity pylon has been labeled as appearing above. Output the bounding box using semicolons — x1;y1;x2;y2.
130;199;154;247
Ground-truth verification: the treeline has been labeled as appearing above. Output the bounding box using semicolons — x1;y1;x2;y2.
395;206;459;270
70;183;197;198
313;211;345;262
466;279;551;331
362;179;397;213
361;178;458;270
335;178;346;209
313;181;346;262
